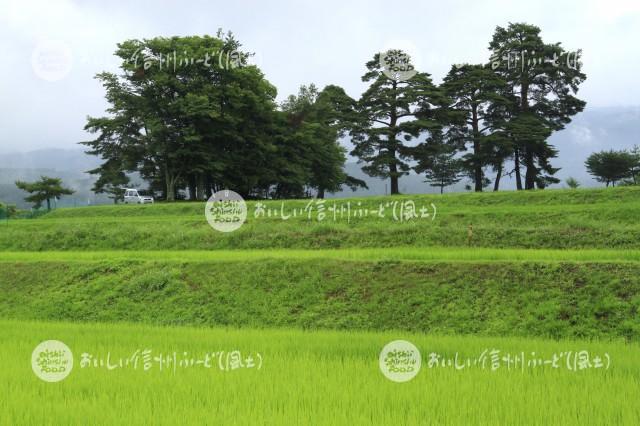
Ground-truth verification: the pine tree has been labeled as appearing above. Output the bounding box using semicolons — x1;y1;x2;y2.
442;64;508;191
351;50;444;194
413;132;463;194
489;23;586;190
15;176;74;210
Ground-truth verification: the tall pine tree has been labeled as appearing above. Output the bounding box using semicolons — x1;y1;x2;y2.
442;64;508;191
351;50;444;194
489;23;586;190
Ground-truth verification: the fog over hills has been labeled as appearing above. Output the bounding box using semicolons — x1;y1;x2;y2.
0;106;638;207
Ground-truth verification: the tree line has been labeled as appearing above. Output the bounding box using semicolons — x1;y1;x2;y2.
83;24;587;201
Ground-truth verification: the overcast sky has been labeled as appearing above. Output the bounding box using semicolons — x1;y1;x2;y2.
0;0;638;153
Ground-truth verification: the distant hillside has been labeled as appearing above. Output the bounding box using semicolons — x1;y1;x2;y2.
0;165;109;209
0;149;144;208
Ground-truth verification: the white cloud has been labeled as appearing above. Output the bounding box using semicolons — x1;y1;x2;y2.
569;125;595;146
0;0;638;153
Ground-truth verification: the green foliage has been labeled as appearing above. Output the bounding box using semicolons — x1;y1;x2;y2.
83;33;278;201
413;132;463;194
0;201;17;219
2;258;640;339
83;33;361;202
14;176;74;210
441;63;508;191
489;23;586;190
350;50;445;194
83;25;589;198
566;176;580;189
585;149;638;187
277;84;365;198
88;159;130;203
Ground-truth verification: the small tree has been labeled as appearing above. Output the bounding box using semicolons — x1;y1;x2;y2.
566;177;580;189
585;150;636;187
0;202;17;219
15;176;75;210
427;150;463;194
414;134;463;194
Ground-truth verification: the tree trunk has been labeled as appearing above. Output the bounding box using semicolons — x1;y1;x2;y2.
204;174;213;199
165;168;178;202
494;163;502;191
520;83;537;190
388;80;400;195
514;147;523;190
166;181;176;202
197;174;206;200
187;175;197;201
46;198;51;211
524;148;536;190
389;165;399;194
472;106;482;192
317;188;325;199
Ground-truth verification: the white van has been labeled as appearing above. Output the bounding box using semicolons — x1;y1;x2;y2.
123;188;154;204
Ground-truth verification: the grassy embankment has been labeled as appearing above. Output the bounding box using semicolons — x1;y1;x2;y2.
1;187;639;339
0;186;639;250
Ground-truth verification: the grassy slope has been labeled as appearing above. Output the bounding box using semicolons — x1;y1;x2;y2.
1;186;639;250
3;320;638;425
1;187;639;339
1;259;639;339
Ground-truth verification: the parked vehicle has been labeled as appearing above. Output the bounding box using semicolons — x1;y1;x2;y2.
123;188;154;204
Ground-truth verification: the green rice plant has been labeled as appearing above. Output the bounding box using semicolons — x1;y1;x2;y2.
2;320;638;425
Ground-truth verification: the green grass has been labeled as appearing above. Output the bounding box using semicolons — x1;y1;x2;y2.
3;247;640;263
2;186;640;423
2;186;640;251
2;320;638;425
2;258;639;339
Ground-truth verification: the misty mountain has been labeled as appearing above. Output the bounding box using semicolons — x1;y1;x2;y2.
0;149;143;208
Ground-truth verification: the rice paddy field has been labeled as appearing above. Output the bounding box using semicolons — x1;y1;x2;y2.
1;320;639;425
1;186;639;424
